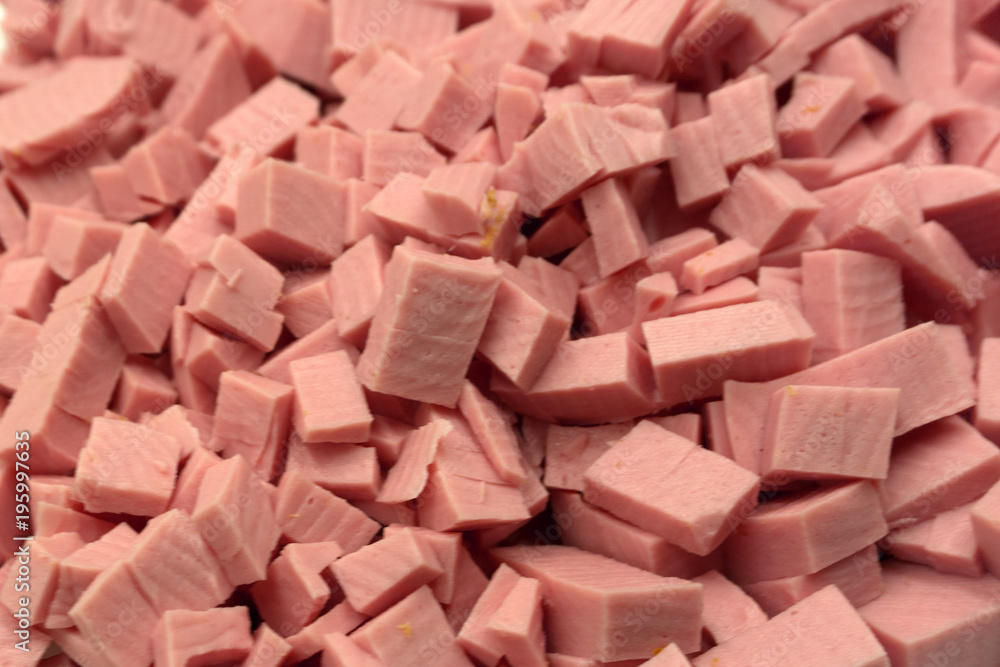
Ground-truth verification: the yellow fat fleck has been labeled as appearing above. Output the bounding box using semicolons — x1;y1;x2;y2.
398;622;413;637
805;104;822;113
785;385;797;397
288;514;300;518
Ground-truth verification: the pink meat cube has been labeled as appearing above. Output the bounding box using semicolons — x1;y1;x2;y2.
276;269;332;339
0;311;40;395
526;205;589;259
761;385;899;482
73;417;181;517
41;214;123;281
285;437;381;501
275;471;380;553
258;319;359;386
742;544;883;616
103;222;192;354
973;480;1000;577
543;423;634;493
44;522;138;629
375;419;447;500
0;532;83;628
330;234;390;347
778;73;866;158
669;117;729;212
692;570;768;644
478;262;572;390
976;338;1000;444
723;323;976;474
581;177;650;278
382;526;463;605
335;52;423;135
357;246;501;407
645;228;718;279
551;491;720;580
671;276;760;315
693;586;889;667
859;561;1000;667
642;300;814;408
243;624;293;667
212;370;293;479
123;509;233;613
397;61;494;153
204;76;319;157
296;126;363;181
351;586;473;667
584;420;760;555
493;332;657;425
113;358;177;423
457;562;522;665
680;238;760;295
493;545;703;660
801;249;905;363
193;454;280;586
724;481;888;583
236;158;344;264
67;559;160;667
331;528;443;616
457;381;525;485
160;34;252;140
121;126;213;206
889;503;984;578
321;633;386;667
0;256;61;323
362;130;447;187
290;350;372;443
251;542;345;637
879;416;1000;528
495;83;542;162
811;34;907;111
153;607;253;667
285;602;369;663
709;165;822;252
707;73;780;171
421;163;496;237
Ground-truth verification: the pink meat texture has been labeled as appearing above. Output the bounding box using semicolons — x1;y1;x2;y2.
5;0;1000;665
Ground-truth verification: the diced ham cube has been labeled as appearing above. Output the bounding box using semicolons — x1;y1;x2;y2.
707;73;780;171
123;509;234;613
236;158;344;264
160;34;252;140
153;607;253;667
693;586;889;667
0;256;62;323
211;370;292;478
193;454;280;586
973;480;1000;577
67;559;160;667
285;437;381;501
976;338;1000;444
493;545;703;660
584;420;760;555
397;60;494;153
275;471;380;553
580;177;650;278
741;544;883;616
243;624;293;667
551;491;721;579
761;385;899;482
74;417;181;517
331;528;443;616
113;357;178;422
420;163;496;237
888;503;984;578
251;542;345;637
643;300;814;407
859;561;1000;667
669;117;729;212
350;586;473;667
680;238;760;295
0;311;40;395
724;481;889;583
477;262;572;390
811;34;908;111
879;416;1000;528
321;633;386;667
204;76;320;158
296;126;363;181
692;570;768;644
291;350;372;444
357;245;501;407
723;323;976;474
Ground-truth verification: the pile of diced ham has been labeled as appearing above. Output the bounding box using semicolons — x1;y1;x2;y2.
4;0;1000;665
